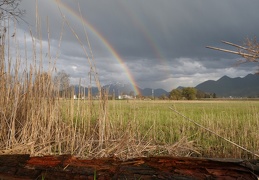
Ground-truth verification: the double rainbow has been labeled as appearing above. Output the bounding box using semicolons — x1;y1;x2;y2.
54;0;141;95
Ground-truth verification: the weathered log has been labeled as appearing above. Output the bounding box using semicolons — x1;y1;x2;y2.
0;154;258;179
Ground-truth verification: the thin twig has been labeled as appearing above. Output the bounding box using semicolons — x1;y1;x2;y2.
206;46;259;59
221;40;250;51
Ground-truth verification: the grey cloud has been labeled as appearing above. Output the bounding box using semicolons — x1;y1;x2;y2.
16;0;259;91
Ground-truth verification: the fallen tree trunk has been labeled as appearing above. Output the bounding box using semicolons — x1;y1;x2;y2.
0;154;258;179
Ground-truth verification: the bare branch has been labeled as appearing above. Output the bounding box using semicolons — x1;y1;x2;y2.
0;0;25;22
207;37;259;73
206;46;259;59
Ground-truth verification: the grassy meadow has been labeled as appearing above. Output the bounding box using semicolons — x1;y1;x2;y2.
113;100;259;159
59;99;259;159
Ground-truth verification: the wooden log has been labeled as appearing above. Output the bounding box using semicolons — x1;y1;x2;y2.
0;154;258;179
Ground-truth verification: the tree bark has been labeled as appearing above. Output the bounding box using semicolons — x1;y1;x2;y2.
0;154;258;179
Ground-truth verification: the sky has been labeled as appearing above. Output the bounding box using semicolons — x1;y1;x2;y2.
14;0;259;92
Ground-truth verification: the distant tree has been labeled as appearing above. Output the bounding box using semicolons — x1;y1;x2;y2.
169;89;182;100
196;90;206;99
159;94;169;100
136;94;143;100
182;87;197;100
148;96;154;100
54;70;70;97
129;91;135;97
204;93;211;98
54;70;70;91
196;90;217;99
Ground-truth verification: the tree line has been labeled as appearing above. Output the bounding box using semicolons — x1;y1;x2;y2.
134;87;216;100
37;71;217;100
169;87;216;100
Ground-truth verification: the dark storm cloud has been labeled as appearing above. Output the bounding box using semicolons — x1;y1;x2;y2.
67;0;259;59
20;0;259;59
16;0;259;91
19;0;259;58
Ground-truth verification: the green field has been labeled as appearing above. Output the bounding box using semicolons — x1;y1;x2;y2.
61;99;259;159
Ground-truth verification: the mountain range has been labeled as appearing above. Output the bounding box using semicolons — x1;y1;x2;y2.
73;74;259;98
195;74;259;97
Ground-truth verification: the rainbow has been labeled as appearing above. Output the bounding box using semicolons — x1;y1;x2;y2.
54;0;141;95
117;2;169;71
